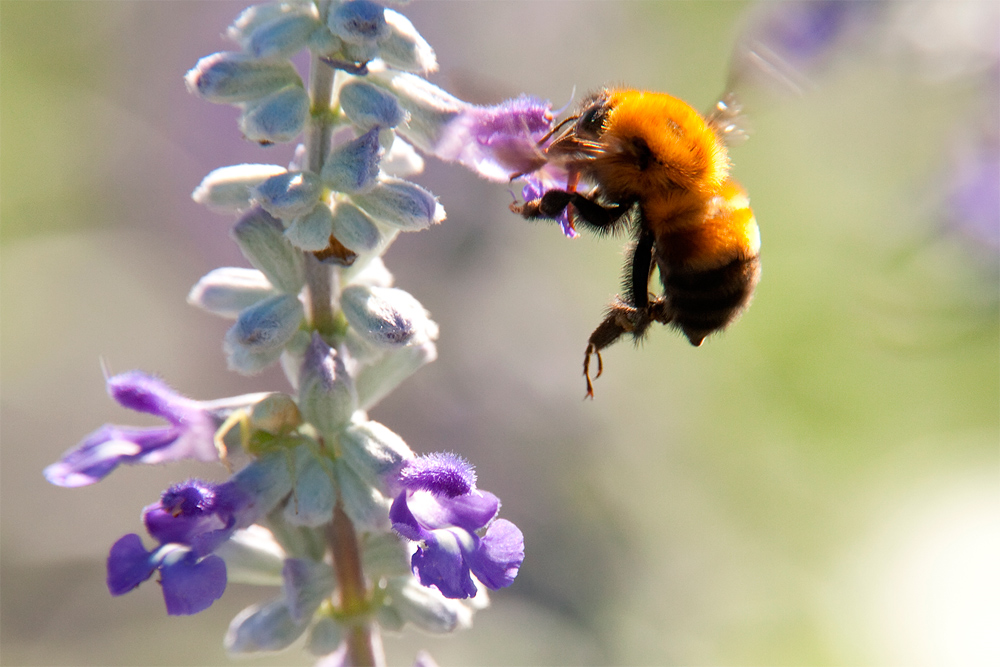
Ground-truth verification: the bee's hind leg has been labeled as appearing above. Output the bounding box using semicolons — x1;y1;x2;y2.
583;297;672;398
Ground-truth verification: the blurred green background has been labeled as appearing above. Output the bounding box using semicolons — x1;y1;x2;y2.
2;2;997;665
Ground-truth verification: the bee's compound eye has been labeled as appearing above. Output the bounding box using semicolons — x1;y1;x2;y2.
577;103;609;137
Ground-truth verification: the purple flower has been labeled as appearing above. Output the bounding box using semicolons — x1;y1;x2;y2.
44;372;221;487
520;173;578;239
390;453;524;599
433;95;554;182
143;479;253;556
107;479;251;615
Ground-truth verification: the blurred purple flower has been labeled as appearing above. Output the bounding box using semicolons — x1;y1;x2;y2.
944;133;1000;252
390;453;524;599
44;372;220;488
731;1;875;94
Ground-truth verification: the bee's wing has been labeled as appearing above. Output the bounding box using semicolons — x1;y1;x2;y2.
705;92;751;147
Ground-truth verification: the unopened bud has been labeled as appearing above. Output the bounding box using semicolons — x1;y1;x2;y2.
224;294;305;375
351;177;444;230
252;170;323;220
186;52;300;104
297;333;357;436
187;267;278;318
239;85;309;144
231;207;306;294
321;127;383;194
192;164;287;212
339;79;406;130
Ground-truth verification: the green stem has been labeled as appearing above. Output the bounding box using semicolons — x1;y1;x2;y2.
302;43;382;666
304;52;337;335
330;505;382;667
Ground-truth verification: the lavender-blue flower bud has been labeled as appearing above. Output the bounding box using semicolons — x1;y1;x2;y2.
339;79;406;130
339;420;414;495
185;52;301;104
283;447;336;527
282;558;334;623
297;334;357;436
225;599;310;654
340;284;434;348
351;177;443;230
228;3;314;47
192;163;287;212
369;71;465;152
231;207;306;294
334;458;390;531
387;577;470;633
239;85;310;144
252;170;323;220
285;203;335;252
321;127;383;194
242;11;321;61
330;201;383;254
187;267;279;318
224;294;305;375
328;0;389;46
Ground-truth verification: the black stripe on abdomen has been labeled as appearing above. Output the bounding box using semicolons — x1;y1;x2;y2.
660;254;761;346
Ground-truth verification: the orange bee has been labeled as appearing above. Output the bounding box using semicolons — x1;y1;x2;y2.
513;88;760;396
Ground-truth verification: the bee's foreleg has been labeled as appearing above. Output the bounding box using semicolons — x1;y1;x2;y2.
513;190;633;233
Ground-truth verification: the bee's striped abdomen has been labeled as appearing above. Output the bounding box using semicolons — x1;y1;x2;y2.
660;254;760;346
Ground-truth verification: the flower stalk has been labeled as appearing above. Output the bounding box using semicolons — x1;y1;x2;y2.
44;1;534;663
302;41;377;663
304;51;337;335
330;504;380;666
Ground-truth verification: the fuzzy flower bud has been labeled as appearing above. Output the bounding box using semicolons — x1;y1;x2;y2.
285;203;335;252
192;164;287;212
186;52;301;104
339;420;414;495
330;201;383;254
241;11;321;61
297;334;357;436
225;599;310;654
335;458;391;531
187;267;279;318
224;294;305;375
351;177;444;230
231;207;306;294
340;284;435;348
328;0;389;46
252;170;323;220
283;447;336;527
339;79;407;130
321;127;383;194
386;577;471;634
239;85;310;144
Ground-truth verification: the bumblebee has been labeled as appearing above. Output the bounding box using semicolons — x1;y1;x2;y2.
513;88;760;396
